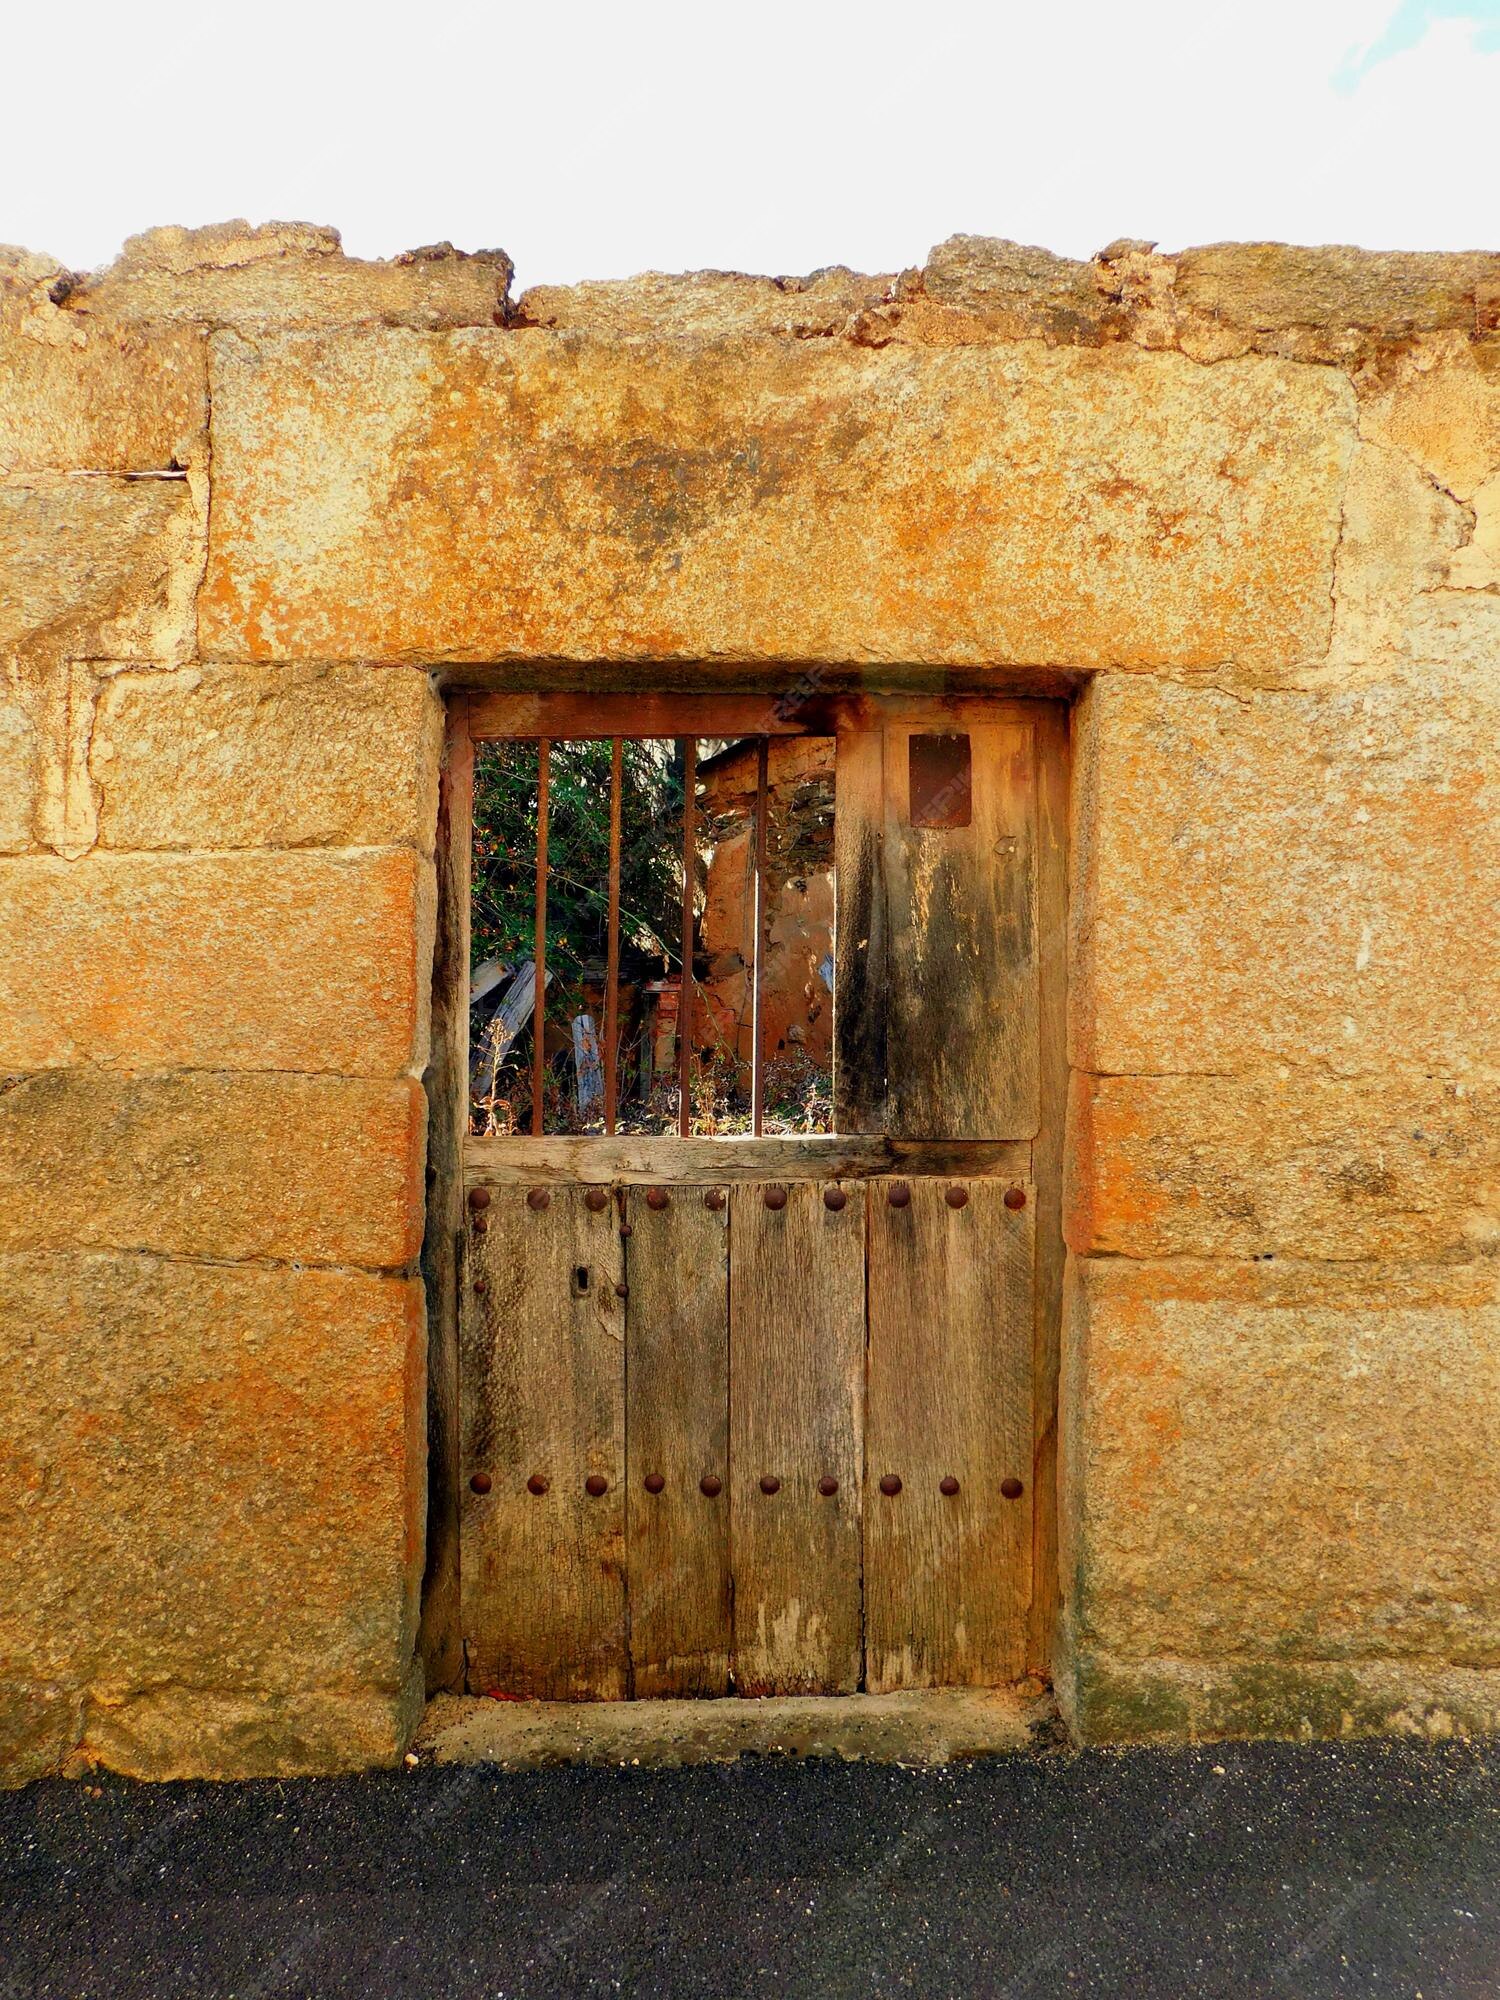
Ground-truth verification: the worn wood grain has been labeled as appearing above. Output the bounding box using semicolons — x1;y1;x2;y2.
729;1181;865;1694
1028;702;1070;1671
418;696;471;1694
624;1184;731;1697
865;1178;1034;1690
465;1134;1028;1185
460;1184;626;1698
832;729;887;1133
463;690;1057;741
882;721;1039;1139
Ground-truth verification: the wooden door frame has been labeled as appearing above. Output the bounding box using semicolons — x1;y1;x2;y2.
420;687;1070;1690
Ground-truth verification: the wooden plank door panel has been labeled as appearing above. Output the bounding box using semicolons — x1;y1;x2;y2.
729;1181;865;1694
865;1177;1034;1691
460;1185;626;1698
624;1184;731;1697
834;723;1039;1140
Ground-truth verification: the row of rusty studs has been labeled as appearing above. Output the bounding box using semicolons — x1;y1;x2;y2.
470;1470;1024;1499
468;1185;1028;1215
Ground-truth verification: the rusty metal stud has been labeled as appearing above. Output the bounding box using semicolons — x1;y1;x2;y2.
585;1474;609;1497
699;1474;722;1498
614;1282;629;1299
1004;1185;1027;1211
526;1473;549;1496
704;1188;726;1211
468;1186;491;1212
526;1187;551;1212
470;1472;492;1495
818;1476;839;1497
887;1183;911;1209
946;1185;969;1210
619;1223;633;1238
940;1476;960;1497
879;1473;903;1497
472;1278;487;1295
823;1186;847;1211
759;1474;781;1495
584;1187;609;1212
644;1472;666;1494
646;1187;670;1210
763;1185;787;1211
1001;1476;1024;1500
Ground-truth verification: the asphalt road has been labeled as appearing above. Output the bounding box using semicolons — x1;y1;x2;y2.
1;1738;1495;1998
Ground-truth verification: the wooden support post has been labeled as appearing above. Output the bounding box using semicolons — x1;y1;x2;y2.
750;735;769;1136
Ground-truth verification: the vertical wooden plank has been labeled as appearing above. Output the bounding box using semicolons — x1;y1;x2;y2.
729;1181;865;1694
625;1184;731;1696
460;1185;626;1698
1028;702;1070;1671
418;696;471;1693
832;729;887;1133
865;1177;1034;1691
750;736;769;1136
882;722;1039;1139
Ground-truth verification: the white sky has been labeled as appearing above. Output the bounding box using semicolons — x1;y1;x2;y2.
5;0;1498;289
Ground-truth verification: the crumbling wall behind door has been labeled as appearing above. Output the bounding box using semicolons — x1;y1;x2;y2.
1;224;1497;1781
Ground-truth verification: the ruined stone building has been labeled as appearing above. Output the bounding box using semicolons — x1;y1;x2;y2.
1;222;1496;1783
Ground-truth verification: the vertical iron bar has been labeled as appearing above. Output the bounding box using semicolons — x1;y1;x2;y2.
532;737;549;1137
750;735;769;1136
678;737;697;1138
603;736;623;1135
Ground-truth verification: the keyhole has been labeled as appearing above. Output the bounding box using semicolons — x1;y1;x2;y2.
573;1265;591;1296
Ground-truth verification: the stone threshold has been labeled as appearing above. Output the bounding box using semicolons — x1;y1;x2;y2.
413;1686;1059;1769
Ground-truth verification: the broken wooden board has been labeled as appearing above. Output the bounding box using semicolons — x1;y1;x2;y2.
624;1184;732;1697
729;1180;865;1694
460;1184;626;1698
864;1177;1034;1690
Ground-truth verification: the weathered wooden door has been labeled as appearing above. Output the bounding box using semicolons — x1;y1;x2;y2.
456;696;1065;1699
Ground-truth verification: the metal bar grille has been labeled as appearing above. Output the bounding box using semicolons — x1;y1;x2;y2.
603;736;623;1136
677;737;697;1138
531;737;549;1137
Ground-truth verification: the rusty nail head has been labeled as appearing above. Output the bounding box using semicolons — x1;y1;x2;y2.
946;1185;969;1209
472;1278;487;1295
940;1476;960;1497
526;1187;551;1212
526;1473;549;1496
704;1188;726;1211
759;1474;781;1495
888;1183;911;1208
468;1187;491;1211
817;1475;839;1497
644;1472;665;1494
699;1474;722;1498
1004;1185;1027;1211
584;1187;609;1211
823;1186;847;1211
615;1282;628;1299
1001;1476;1024;1500
764;1185;787;1211
469;1472;492;1495
619;1223;633;1238
879;1474;902;1497
585;1474;608;1497
646;1187;670;1210
471;1217;488;1236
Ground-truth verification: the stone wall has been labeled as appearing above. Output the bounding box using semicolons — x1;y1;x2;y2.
2;220;1495;1778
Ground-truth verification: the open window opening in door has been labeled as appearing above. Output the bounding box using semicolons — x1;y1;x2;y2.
469;732;836;1138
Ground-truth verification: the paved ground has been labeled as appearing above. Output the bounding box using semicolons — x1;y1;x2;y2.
1;1738;1495;1998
